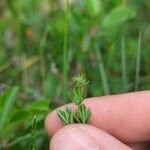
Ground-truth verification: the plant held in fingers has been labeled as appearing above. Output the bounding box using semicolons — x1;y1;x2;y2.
57;107;74;125
74;104;91;124
57;75;91;125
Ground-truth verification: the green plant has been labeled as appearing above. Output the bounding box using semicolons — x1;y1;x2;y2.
57;107;74;125
135;32;142;91
57;75;91;125
63;0;69;103
0;0;150;149
30;115;37;150
0;87;49;149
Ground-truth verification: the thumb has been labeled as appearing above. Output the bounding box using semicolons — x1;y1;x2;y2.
50;124;132;150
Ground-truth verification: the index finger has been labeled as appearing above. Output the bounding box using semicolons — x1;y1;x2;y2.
45;91;150;143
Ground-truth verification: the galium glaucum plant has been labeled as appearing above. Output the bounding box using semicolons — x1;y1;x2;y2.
57;107;74;125
57;75;91;125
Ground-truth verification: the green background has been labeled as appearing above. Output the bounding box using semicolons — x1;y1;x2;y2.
0;0;150;149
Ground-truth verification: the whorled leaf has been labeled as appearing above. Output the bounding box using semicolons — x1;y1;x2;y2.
74;104;91;124
57;107;74;125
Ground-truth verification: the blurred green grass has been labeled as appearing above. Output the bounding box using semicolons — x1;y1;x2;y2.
0;0;150;149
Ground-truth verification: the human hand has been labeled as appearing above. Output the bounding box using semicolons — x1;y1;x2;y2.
45;91;150;150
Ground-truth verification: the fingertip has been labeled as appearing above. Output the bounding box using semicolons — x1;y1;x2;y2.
50;124;100;150
45;110;63;137
50;124;131;150
45;103;77;136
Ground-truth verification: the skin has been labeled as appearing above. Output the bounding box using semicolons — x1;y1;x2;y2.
45;91;150;150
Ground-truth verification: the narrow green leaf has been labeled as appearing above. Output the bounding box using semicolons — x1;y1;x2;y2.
57;107;74;125
121;35;128;91
135;32;142;91
63;0;69;103
0;87;18;130
4;130;44;149
74;104;91;124
30;115;37;150
95;44;110;95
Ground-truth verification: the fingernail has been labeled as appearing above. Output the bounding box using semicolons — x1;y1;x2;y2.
55;128;99;150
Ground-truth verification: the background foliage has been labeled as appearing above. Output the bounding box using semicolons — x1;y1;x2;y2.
0;0;150;149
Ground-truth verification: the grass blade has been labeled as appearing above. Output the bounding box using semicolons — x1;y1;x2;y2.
135;32;142;91
95;44;110;95
63;0;69;103
3;130;44;149
39;27;49;92
0;87;18;148
30;115;37;150
121;35;128;91
0;87;18;131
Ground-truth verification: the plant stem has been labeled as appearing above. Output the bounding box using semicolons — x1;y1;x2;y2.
21;54;29;93
63;0;69;103
135;32;142;91
30;115;37;150
39;28;49;92
121;35;128;91
95;44;110;95
3;130;44;149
